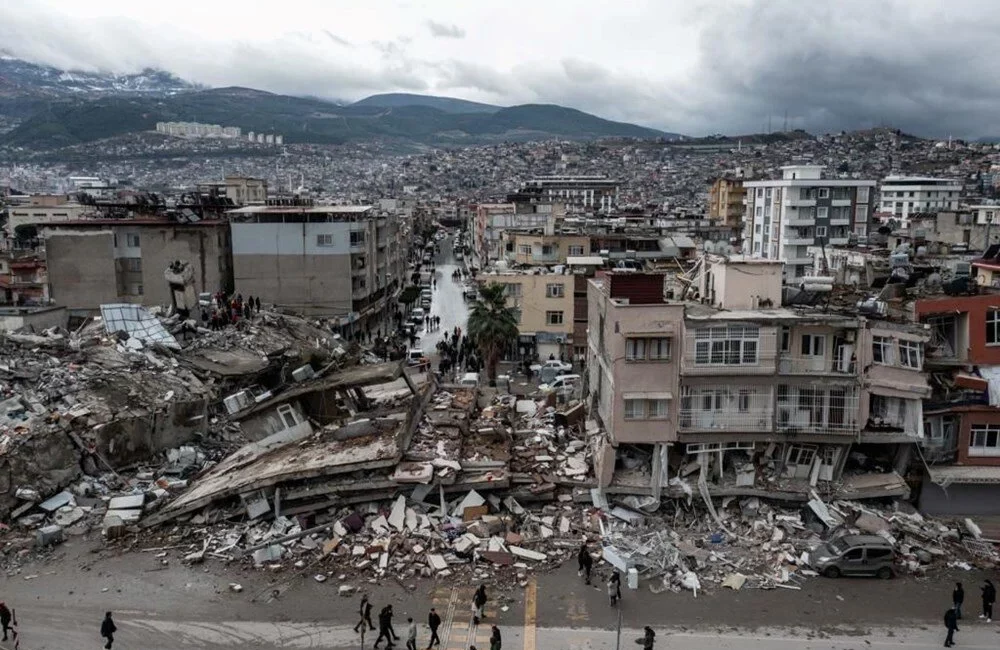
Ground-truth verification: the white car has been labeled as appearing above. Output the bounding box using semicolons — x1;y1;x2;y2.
531;359;573;373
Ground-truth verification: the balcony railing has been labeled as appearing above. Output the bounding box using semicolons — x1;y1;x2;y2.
778;353;855;375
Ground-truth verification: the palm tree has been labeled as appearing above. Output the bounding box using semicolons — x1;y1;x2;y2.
467;283;519;386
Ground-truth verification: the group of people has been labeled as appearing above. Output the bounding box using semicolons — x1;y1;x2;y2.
203;292;261;330
354;586;501;650
577;543;623;608
945;579;995;647
425;314;443;331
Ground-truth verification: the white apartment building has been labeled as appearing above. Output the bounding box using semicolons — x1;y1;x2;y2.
877;176;961;225
744;165;876;282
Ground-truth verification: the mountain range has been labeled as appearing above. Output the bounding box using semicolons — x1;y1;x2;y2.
0;56;676;150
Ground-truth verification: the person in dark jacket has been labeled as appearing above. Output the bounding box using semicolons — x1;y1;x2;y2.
578;543;593;585
981;579;996;622
945;607;959;647
954;582;965;620
642;626;655;650
355;595;375;633
473;585;487;625
489;625;501;650
375;605;396;648
0;602;11;641
427;608;442;648
101;611;117;650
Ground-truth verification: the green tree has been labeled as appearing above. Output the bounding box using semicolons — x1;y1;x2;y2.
467;283;519;386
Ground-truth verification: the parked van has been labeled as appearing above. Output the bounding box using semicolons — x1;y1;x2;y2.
549;374;581;392
410;307;426;324
407;349;426;366
806;534;895;579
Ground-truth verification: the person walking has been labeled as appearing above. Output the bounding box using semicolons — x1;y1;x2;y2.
101;611;117;650
607;574;619;607
945;606;959;647
355;594;375;633
981;579;996;622
472;584;487;625
427;607;442;648
578;543;593;585
489;625;501;650
0;601;11;641
954;582;965;620
641;625;655;650
375;605;396;648
406;617;418;650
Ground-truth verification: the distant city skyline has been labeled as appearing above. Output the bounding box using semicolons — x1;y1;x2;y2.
2;0;999;138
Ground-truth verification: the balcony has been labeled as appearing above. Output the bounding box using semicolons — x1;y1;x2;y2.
831;199;852;207
785;217;815;227
787;198;817;207
785;256;814;266
784;236;814;246
829;236;850;245
830;218;851;226
778;353;855;375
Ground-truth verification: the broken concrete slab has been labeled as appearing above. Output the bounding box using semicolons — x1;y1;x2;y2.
510;546;546;561
451;490;485;518
426;553;448;571
38;491;74;512
252;544;283;566
388;495;406;531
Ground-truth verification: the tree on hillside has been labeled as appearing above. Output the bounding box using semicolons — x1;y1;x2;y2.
467;283;519;387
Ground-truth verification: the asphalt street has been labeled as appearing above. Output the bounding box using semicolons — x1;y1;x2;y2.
417;237;469;360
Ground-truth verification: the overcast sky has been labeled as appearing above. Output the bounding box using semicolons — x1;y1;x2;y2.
2;0;998;138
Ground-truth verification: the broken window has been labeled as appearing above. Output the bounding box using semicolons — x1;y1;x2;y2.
872;336;893;365
898;340;922;369
988;310;1000;346
277;404;299;429
924;315;957;359
970;424;1000;456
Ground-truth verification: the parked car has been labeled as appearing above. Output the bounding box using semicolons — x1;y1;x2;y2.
532;359;573;373
548;374;581;392
806;534;896;579
410;307;426;324
407;349;427;366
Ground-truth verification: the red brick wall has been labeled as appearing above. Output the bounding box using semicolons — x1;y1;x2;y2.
915;294;1000;365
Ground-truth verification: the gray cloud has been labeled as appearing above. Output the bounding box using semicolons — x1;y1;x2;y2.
3;0;1000;138
425;20;465;39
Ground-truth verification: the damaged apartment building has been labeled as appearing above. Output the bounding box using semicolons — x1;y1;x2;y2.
586;255;930;502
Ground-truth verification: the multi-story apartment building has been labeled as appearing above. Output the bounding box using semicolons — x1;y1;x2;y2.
708;177;747;227
877;176;961;226
915;292;1000;514
743;165;876;282
7;195;94;230
196;176;268;206
480;269;575;361
40;218;232;314
471;203;564;266
510;176;619;213
228;202;404;329
502;231;591;266
586;254;926;499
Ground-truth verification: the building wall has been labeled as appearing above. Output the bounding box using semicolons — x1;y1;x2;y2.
137;225;229;307
915;294;1000;366
44;232;118;310
0;306;67;332
508;234;590;265
703;258;782;310
920;482;1000;516
9;203;91;230
954;408;1000;466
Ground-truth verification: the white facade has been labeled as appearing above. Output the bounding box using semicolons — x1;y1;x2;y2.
877;176;961;225
743;165;876;282
966;204;1000;226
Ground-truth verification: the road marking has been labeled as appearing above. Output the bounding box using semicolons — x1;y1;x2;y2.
524;577;537;650
440;586;459;649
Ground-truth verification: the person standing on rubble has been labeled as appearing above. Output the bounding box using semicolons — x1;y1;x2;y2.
954;582;965;619
945;606;959;647
405;617;418;650
355;595;375;633
981;579;996;622
578;543;593;585
472;585;488;625
426;607;442;648
100;611;117;650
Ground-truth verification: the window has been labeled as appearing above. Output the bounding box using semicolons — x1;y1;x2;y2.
844;548;864;561
546;283;565;298
817;207;828;219
546;310;564;325
988;310;1000;345
277;404;300;429
626;338;647;361
648;338;671;360
502;283;522;299
815;226;827;237
541;245;554;256
518;245;531;254
818;188;830;199
126;233;140;247
124;258;142;273
738;389;751;412
872;336;893;365
647;399;669;419
970;424;1000;456
316;234;334;247
350;231;366;246
780;326;790;352
801;333;825;356
568;245;584;256
624;399;645;420
867;548;893;560
132;283;143;296
786;444;816;466
898;340;922;369
857;187;869;203
694;325;759;365
755;206;763;217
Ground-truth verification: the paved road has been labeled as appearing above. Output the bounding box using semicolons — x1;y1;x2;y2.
419;236;469;357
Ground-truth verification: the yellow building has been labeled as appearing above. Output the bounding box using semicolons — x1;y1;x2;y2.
480;271;575;360
708;178;746;227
